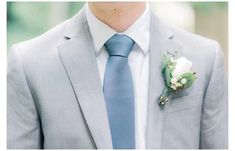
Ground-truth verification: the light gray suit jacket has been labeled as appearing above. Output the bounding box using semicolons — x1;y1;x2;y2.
7;8;228;149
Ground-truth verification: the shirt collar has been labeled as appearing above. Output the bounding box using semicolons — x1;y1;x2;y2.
85;3;150;56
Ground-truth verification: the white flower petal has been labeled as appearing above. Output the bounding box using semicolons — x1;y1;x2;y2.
172;57;192;77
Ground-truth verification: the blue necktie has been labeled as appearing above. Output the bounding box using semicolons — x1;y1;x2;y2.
104;34;135;149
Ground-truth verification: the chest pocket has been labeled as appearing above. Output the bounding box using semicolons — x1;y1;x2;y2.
167;93;203;113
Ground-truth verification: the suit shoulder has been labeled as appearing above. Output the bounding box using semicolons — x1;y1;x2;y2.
9;18;71;57
173;27;217;49
171;26;222;60
170;26;225;82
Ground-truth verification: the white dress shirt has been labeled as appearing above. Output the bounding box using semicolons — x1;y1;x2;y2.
85;4;150;149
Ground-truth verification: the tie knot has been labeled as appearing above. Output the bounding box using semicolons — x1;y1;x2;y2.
105;34;135;57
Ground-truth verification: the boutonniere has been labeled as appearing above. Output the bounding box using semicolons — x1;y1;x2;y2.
159;53;197;109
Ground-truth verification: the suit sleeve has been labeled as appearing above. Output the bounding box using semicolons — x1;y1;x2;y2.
200;41;228;149
7;45;43;149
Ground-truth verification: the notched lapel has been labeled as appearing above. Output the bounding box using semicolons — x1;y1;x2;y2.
146;11;183;149
57;9;112;149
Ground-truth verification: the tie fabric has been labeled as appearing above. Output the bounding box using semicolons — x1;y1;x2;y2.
103;34;135;149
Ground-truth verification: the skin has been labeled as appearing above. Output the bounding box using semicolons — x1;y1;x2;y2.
88;2;146;32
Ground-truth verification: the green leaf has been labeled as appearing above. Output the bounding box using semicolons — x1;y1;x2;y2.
162;54;173;68
161;53;176;88
165;66;172;87
161;66;166;76
181;72;197;88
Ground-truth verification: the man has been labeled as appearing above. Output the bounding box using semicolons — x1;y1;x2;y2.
7;2;228;149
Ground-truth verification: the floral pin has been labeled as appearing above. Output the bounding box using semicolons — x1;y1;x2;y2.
159;53;197;109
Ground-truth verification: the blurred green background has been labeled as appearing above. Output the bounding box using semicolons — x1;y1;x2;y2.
7;2;85;48
7;2;228;69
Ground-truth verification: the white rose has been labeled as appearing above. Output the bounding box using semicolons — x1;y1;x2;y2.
172;57;192;77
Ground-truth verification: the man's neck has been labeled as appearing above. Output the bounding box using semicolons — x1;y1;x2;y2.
88;2;146;32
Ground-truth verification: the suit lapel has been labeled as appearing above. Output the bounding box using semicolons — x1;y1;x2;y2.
57;8;113;149
57;8;184;149
146;12;183;149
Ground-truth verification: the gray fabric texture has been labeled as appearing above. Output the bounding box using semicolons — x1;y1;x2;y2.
7;7;228;149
